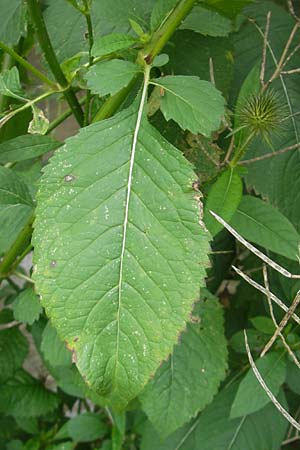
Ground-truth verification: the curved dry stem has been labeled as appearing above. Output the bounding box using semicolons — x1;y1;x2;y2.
244;330;300;431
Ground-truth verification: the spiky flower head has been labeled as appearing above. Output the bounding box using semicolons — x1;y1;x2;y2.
239;89;284;139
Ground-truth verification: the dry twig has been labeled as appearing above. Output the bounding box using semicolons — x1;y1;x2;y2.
245;330;300;431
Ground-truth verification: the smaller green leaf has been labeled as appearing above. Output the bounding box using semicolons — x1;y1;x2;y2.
230;196;300;261
28;107;49;135
152;75;225;136
180;6;232;37
230;328;265;354
152;54;169;68
250;316;276;335
0;134;61;164
0;67;25;101
0;327;28;382
15;416;39;435
129;19;145;37
0;369;59;417
13;288;42;325
85;59;140;96
204;168;243;236
230;352;286;418
41;322;72;368
140;291;227;437
66;413;107;442
0;166;34;206
0;166;34;255
91;33;137;58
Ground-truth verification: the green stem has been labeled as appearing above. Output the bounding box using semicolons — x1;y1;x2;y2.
83;0;94;126
10;243;33;273
0;52;13;112
92;0;196;122
26;0;84;126
0;40;57;89
0;214;34;278
141;0;196;64
230;131;256;167
46;95;87;134
0;90;59;128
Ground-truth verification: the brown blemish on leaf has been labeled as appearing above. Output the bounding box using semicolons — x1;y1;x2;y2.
64;174;76;182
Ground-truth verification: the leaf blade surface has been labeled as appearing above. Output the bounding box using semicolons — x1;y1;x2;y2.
33;105;210;408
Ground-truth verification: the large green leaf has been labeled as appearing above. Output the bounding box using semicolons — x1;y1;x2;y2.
204;168;243;236
85;59;140;97
152;75;225;136
33;103;210;408
180;6;232;37
0;135;61;164
140;291;227;437
230;352;286;418
0;327;28;383
0;369;59;417
141;385;288;450
230;195;300;261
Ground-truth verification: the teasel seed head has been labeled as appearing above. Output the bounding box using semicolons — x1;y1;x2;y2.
239;89;285;140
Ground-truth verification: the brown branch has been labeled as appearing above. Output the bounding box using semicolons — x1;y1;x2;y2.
281;42;300;71
260;11;271;87
209;57;216;87
239;143;300;165
281;67;300;74
287;0;300;22
245;330;300;432
261;266;300;367
264;20;300;89
262;290;300;358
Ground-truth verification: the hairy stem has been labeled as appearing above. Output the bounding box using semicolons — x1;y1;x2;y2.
26;0;84;126
0;40;57;88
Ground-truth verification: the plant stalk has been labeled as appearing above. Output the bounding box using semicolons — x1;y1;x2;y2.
83;1;94;126
92;0;196;122
26;0;84;126
0;214;34;278
141;0;196;64
0;40;57;89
